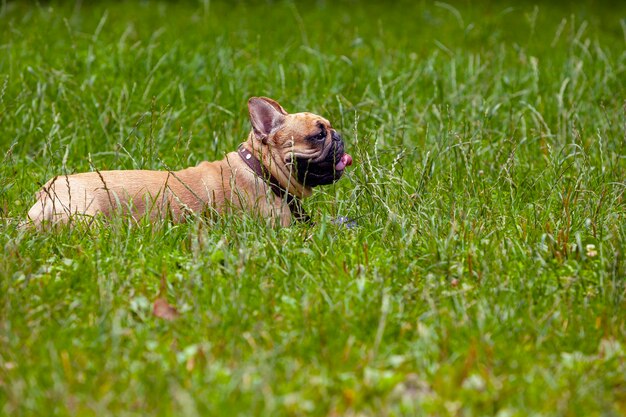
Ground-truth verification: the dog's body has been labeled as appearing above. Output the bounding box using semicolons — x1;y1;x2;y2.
27;97;352;227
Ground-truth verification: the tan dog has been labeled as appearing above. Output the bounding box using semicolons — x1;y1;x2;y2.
27;97;353;227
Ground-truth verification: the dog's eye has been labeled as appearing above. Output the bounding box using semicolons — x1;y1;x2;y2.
308;125;327;142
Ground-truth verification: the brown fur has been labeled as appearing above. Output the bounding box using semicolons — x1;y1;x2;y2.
27;97;345;227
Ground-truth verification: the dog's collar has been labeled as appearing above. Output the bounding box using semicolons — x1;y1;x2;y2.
237;144;311;224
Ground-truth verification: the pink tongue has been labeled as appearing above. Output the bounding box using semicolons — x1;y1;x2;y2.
335;153;353;171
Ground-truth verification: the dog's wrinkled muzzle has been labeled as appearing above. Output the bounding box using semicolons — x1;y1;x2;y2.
294;131;353;187
330;131;353;172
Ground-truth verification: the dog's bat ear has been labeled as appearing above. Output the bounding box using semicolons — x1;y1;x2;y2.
248;97;287;143
258;97;288;115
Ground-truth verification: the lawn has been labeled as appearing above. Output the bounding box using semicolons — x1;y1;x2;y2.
1;1;626;416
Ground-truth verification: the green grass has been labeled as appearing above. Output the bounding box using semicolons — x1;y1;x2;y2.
1;1;626;415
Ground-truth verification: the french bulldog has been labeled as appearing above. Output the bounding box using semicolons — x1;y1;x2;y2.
27;97;353;227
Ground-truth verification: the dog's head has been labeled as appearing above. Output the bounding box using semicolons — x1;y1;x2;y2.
248;97;352;188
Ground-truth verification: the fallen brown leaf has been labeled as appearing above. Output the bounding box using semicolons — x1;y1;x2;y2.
153;297;180;321
153;268;180;321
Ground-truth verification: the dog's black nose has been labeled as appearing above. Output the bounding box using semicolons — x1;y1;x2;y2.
331;130;343;142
